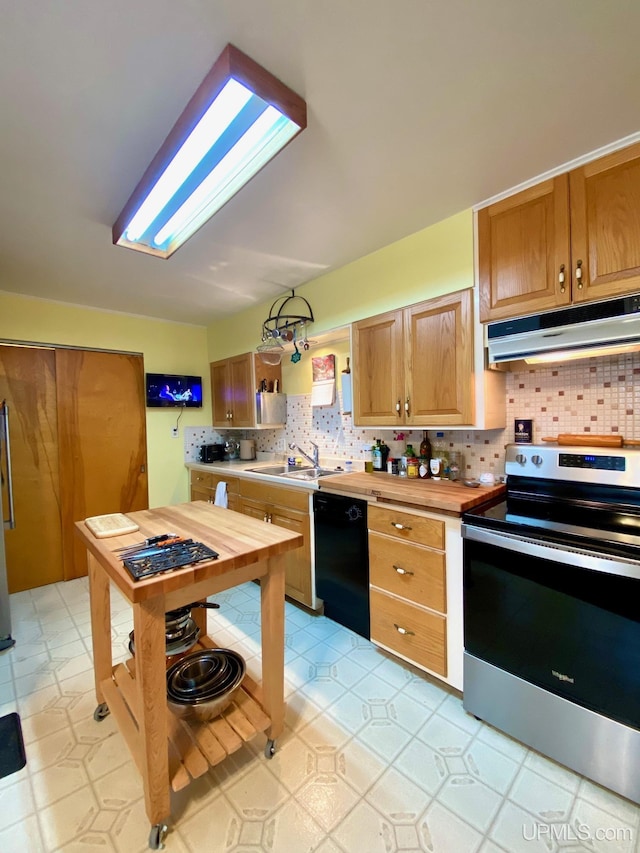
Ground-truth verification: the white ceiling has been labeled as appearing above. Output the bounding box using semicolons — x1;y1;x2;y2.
1;0;639;326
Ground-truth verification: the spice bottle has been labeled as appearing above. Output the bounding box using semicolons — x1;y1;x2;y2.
401;444;415;477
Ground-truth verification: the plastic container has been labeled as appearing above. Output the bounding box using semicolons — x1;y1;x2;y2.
406;456;419;478
364;448;373;474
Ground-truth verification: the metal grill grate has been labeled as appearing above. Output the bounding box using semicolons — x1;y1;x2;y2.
122;540;219;581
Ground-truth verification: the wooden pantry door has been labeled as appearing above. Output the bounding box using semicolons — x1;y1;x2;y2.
56;348;149;580
0;345;64;592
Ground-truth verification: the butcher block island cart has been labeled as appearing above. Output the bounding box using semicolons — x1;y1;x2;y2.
75;500;302;850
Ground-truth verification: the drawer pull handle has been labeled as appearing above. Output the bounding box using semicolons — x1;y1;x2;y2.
391;522;412;530
393;623;415;636
393;565;414;576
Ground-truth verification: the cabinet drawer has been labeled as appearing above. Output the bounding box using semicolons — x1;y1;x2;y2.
369;532;446;612
210;474;240;495
368;504;444;549
239;479;309;511
190;470;213;489
370;588;447;676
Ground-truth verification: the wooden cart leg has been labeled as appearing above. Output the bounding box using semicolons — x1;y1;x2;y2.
133;596;171;828
260;554;286;742
88;554;112;707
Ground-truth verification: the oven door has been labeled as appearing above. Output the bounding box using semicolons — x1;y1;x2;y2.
463;524;640;730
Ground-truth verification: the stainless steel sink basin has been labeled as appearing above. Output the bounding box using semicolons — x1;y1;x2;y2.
246;465;343;481
245;464;296;475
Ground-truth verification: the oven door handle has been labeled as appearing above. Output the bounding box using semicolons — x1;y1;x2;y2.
462;524;640;582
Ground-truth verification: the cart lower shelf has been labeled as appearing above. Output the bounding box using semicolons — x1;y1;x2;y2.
100;637;273;792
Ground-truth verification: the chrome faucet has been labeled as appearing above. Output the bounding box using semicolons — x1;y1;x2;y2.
289;441;319;468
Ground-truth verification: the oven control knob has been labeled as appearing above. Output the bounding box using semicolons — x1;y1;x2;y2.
515;453;527;464
532;455;543;466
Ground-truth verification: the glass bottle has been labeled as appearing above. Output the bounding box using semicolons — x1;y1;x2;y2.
419;431;432;478
432;432;450;479
372;438;383;471
400;444;415;477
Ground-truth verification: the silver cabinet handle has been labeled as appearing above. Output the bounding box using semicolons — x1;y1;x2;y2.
559;264;566;293
391;522;412;530
393;565;414;576
393;623;415;636
575;259;583;289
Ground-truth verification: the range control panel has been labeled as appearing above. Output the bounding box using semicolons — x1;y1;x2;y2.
559;453;626;471
504;443;639;486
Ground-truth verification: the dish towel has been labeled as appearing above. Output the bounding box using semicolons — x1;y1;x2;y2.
214;482;228;508
311;378;336;407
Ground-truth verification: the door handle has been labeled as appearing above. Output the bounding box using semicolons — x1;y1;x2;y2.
391;522;412;530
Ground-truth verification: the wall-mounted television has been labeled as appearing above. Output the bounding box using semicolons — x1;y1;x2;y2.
146;373;203;408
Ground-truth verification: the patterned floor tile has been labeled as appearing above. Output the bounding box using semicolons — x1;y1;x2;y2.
1;577;639;852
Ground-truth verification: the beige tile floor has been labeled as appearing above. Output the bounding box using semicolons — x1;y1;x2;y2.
0;578;639;852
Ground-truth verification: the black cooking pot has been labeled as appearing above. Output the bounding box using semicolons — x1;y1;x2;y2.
198;443;225;463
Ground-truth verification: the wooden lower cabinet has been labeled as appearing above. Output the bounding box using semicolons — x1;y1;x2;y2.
238;481;312;608
368;503;449;680
370;588;447;676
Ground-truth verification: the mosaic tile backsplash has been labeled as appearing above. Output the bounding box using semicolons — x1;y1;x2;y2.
185;352;640;479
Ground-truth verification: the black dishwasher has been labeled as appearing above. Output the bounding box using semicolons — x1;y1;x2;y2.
313;492;369;639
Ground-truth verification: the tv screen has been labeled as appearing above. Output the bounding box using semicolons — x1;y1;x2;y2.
146;373;203;408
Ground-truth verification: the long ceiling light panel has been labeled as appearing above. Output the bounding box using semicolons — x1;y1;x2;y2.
112;44;307;259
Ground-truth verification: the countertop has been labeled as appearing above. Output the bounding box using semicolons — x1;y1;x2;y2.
318;471;506;515
187;460;505;515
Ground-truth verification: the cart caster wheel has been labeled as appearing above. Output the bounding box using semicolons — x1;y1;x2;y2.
148;823;168;850
93;703;110;722
265;738;276;759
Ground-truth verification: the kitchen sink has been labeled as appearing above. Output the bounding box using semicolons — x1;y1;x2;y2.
246;465;343;481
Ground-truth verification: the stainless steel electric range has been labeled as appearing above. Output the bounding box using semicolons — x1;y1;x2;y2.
462;442;640;803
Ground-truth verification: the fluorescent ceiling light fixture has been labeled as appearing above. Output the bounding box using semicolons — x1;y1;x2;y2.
112;44;306;259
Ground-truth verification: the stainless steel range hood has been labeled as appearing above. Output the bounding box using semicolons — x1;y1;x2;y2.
486;295;640;364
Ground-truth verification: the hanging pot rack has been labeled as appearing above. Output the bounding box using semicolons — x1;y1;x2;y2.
261;290;314;341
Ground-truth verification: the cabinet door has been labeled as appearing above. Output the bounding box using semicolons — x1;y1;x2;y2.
270;506;312;606
228;353;255;427
353;309;405;426
570;141;640;303
210;359;231;427
478;175;571;322
405;290;473;425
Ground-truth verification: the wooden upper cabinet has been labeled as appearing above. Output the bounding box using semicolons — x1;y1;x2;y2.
352;309;405;426
570;143;640;303
405;291;473;426
479;141;640;323
353;289;473;427
211;352;281;428
211;352;254;428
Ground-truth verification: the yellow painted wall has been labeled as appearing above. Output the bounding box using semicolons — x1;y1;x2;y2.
207;209;473;361
0;292;209;506
281;339;351;396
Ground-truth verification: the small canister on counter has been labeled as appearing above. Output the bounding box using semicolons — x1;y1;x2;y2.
406;455;419;478
448;450;463;481
418;456;430;479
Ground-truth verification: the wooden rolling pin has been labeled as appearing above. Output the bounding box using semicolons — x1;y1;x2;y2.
541;434;640;447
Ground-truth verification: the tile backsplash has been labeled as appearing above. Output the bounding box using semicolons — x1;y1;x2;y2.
185;351;640;478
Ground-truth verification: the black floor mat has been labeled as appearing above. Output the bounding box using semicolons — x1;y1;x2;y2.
0;713;26;779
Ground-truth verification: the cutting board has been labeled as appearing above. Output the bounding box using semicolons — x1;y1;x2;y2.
85;513;139;538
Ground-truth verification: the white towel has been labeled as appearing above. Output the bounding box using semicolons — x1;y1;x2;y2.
311;378;335;407
214;481;228;508
341;373;352;415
